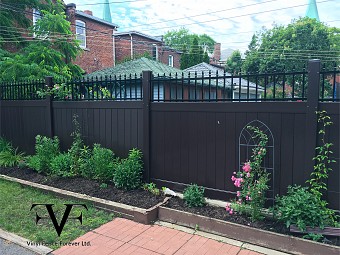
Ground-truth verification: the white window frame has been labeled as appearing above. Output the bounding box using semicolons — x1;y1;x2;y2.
32;8;41;26
76;20;86;48
152;44;158;61
168;55;174;67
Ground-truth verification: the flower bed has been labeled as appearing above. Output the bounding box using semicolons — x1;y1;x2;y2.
0;167;167;224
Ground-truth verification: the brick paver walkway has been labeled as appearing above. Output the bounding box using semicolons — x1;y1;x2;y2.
53;218;263;255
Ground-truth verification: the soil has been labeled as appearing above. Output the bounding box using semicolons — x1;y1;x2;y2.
0;166;338;246
0;167;164;209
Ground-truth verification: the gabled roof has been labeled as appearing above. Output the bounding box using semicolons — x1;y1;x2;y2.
85;57;182;77
76;10;119;28
114;31;162;42
184;62;262;90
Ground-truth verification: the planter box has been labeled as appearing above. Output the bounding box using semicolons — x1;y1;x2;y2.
0;174;169;225
158;206;340;255
290;225;340;237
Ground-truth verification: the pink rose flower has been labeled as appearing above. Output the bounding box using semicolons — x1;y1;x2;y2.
242;162;251;173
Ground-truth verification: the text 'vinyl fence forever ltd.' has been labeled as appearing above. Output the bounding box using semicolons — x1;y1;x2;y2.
0;60;339;210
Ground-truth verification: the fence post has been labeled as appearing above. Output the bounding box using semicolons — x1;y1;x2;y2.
142;71;152;183
304;59;320;179
45;76;54;138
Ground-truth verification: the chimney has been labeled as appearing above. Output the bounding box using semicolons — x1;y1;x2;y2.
213;43;221;62
84;10;93;16
66;3;76;24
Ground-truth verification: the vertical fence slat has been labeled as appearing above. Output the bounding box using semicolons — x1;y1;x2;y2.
45;76;54;137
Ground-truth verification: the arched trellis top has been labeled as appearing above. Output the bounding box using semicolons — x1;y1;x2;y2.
238;120;275;204
239;120;274;148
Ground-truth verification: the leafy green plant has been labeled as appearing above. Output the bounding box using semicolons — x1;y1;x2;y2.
274;185;332;231
37;83;71;100
275;111;338;236
68;115;85;176
50;153;73;177
0;137;12;153
183;184;206;207
229;126;270;221
307;111;336;202
0;147;25;167
113;148;143;190
143;182;160;196
81;144;116;182
303;233;324;242
27;135;60;173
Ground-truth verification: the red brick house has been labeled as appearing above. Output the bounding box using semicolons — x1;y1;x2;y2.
7;1;182;74
65;3;119;74
113;31;182;69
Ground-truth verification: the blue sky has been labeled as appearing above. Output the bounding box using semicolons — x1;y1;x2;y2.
65;0;340;53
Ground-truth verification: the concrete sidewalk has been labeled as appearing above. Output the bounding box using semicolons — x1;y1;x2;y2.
52;218;288;255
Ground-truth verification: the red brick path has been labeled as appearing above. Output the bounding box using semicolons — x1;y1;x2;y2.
53;218;263;255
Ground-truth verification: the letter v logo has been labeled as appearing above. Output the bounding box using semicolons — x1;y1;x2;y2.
30;204;88;237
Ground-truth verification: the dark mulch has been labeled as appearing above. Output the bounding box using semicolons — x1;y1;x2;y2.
0;167;164;209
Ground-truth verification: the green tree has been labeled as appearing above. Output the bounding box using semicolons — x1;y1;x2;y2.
243;17;339;73
0;0;83;81
164;28;215;69
0;0;43;47
225;50;242;74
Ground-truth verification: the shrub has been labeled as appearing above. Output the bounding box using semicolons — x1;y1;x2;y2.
274;185;332;231
50;153;73;177
113;148;143;190
0;147;25;167
183;184;206;207
81;144;115;182
27;135;60;173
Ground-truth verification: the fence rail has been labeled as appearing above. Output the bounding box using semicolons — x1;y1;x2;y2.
1;62;339;102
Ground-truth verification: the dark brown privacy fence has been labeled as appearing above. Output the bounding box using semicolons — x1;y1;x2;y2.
0;60;339;210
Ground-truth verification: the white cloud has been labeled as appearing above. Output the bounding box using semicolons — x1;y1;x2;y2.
67;0;340;53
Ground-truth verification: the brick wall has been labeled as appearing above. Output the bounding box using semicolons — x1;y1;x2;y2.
114;33;181;68
66;7;115;74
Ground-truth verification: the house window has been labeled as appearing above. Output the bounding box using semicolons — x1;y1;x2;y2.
168;55;174;67
170;85;183;100
32;8;41;26
76;20;86;48
152;44;158;60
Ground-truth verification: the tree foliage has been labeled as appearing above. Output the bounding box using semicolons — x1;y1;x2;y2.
164;28;214;69
242;17;339;73
225;50;242;74
0;0;42;47
0;0;83;81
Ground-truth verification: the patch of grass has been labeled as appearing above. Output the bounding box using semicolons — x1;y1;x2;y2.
0;179;114;249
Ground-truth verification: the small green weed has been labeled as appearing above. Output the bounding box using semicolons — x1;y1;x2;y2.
143;182;160;196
